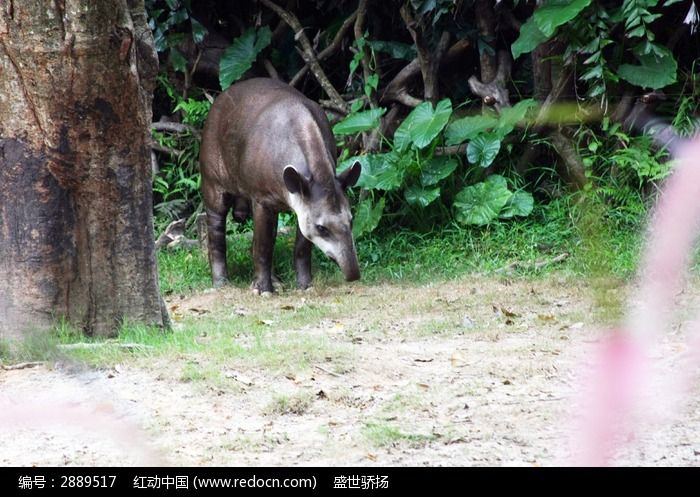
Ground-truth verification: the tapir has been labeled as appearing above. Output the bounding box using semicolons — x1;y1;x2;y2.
199;78;362;293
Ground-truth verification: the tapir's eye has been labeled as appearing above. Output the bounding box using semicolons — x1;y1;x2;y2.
316;225;330;237
483;95;496;106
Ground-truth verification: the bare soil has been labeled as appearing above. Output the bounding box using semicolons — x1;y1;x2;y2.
2;275;699;466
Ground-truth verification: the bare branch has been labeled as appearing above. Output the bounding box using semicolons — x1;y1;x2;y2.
354;0;377;109
381;39;470;108
263;58;280;79
319;99;350;116
260;0;349;113
468;50;512;111
151;121;200;137
399;5;450;104
150;141;181;156
290;10;358;87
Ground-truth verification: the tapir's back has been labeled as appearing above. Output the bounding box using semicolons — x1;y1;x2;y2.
200;78;336;203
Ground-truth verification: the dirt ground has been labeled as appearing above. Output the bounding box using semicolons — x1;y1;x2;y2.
1;275;700;466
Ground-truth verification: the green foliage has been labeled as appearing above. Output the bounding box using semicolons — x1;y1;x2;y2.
512;0;592;60
511;15;550;61
146;0;207;72
394;99;453;151
467;135;501;168
453;175;533;226
445;115;499;145
152;76;210;230
577;119;670;226
534;0;593;37
333;108;386;135
352;197;385;239
336;94;536;236
616;45;677;89
420;157;458;186
219;26;272;90
368;40;417;60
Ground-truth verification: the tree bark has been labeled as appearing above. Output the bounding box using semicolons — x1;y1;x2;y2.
0;0;167;339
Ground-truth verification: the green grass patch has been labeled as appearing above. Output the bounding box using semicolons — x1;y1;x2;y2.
158;196;645;296
42;307;351;374
362;421;437;448
264;391;315;416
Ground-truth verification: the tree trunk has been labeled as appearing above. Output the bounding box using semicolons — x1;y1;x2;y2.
0;0;167;339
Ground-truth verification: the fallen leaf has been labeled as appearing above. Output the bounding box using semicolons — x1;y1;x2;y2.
414;357;434;363
280;305;295;311
366;453;377;462
450;352;467;367
500;306;520;317
188;307;209;315
538;313;556;322
256;319;274;326
224;370;254;386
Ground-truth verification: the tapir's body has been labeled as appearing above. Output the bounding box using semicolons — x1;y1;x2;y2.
200;78;361;293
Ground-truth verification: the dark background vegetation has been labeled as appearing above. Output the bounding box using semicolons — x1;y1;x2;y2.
147;0;699;293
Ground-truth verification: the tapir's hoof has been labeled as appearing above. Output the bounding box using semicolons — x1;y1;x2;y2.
213;278;228;288
251;279;274;296
252;288;273;298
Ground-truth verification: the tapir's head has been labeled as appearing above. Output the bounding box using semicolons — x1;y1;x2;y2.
283;161;362;282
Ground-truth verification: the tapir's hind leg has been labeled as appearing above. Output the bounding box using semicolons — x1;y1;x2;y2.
204;185;233;287
251;201;278;295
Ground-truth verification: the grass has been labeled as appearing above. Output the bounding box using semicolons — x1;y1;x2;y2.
0;193;647;368
157;196;646;296
264;391;315;416
361;421;437;448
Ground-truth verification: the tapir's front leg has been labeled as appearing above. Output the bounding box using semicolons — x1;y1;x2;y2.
251;202;278;295
294;224;313;290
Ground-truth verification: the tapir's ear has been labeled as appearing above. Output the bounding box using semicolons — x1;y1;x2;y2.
283;165;310;196
338;161;362;190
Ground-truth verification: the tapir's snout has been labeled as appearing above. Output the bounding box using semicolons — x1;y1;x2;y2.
343;263;361;282
338;244;361;282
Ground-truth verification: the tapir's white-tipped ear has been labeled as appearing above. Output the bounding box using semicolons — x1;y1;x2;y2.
338;160;362;190
283;165;310;196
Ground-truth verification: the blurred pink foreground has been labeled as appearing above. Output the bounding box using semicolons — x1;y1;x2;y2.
575;137;700;465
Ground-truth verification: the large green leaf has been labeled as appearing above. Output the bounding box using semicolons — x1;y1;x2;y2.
534;0;593;37
393;99;453;151
169;48;187;73
368;40;417;60
445;115;498;145
511;16;550;60
191;17;208;44
332;108;386;135
219;26;272;90
392;116;414;153
616;45;677;89
454;175;513;226
339;153;406;191
500;190;535;219
404;185;441;207
352;197;385;238
420;157;458;186
466;135;502;168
